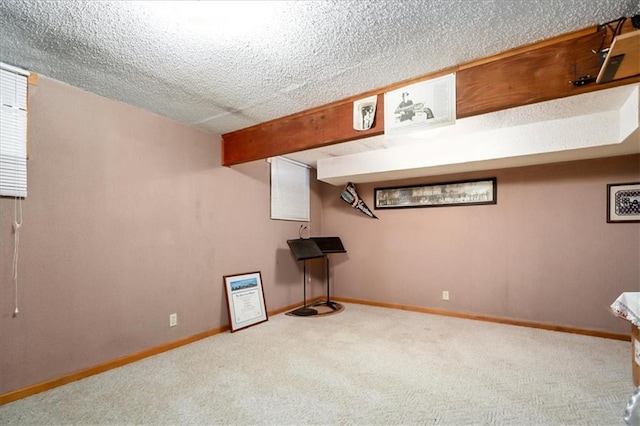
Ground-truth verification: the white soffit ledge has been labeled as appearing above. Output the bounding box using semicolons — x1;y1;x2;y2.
316;84;640;186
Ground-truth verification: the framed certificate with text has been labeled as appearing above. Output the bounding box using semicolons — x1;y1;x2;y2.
223;271;268;332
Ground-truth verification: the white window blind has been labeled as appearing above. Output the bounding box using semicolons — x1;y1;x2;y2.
270;156;310;221
0;63;29;198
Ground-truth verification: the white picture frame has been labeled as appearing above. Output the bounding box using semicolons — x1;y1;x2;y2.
353;95;377;131
384;73;456;136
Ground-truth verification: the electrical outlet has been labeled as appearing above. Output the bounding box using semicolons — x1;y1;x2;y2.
442;291;449;301
169;313;177;327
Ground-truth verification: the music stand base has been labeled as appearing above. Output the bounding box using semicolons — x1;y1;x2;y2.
290;307;318;317
312;300;341;311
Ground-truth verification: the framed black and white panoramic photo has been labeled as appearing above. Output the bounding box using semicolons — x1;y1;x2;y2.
375;178;497;210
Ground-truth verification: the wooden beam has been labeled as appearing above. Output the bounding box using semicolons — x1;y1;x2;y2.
222;93;385;165
456;23;639;118
222;21;640;166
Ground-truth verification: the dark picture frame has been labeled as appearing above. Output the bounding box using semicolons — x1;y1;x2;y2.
223;271;268;332
607;182;640;223
374;177;497;209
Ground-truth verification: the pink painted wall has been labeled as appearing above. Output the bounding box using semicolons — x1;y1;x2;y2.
320;155;640;334
1;76;638;397
0;77;323;394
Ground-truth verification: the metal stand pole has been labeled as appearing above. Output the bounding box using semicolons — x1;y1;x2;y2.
312;256;339;310
291;259;317;316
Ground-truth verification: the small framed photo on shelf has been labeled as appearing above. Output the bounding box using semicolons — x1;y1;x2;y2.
223;271;268;332
353;95;377;131
607;182;640;223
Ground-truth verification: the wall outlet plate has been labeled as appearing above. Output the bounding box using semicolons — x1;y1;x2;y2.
442;291;450;301
169;313;177;327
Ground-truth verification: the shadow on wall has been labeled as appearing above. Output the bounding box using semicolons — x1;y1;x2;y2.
276;247;332;301
229;160;269;184
275;247;301;286
220;290;230;326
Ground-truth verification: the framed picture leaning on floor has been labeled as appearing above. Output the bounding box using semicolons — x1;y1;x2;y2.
223;271;268;332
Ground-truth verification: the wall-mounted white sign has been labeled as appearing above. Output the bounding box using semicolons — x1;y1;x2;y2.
384;73;456;136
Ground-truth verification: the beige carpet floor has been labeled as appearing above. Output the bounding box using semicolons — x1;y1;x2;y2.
0;303;634;425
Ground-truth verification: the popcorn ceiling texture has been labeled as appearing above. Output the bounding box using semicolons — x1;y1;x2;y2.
0;0;639;135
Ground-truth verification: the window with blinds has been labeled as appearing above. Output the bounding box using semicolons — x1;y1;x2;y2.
0;63;29;198
270;156;310;222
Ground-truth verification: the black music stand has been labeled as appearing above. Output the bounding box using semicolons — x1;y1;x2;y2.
286;239;325;316
309;237;346;311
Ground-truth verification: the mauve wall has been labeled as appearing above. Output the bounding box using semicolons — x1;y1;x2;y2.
320;155;640;334
0;77;323;395
0;77;638;398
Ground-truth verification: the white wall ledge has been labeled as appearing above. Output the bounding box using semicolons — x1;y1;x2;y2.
315;84;640;186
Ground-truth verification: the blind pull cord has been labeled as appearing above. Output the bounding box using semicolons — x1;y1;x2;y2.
13;196;23;317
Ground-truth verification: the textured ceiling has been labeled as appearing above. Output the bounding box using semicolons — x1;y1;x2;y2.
1;0;639;138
